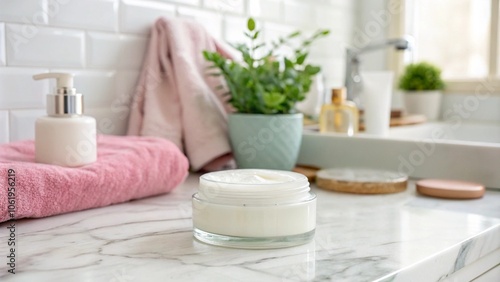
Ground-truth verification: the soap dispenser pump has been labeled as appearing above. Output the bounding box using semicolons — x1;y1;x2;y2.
33;73;97;167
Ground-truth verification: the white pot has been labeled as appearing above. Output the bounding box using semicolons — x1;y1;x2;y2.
403;90;442;120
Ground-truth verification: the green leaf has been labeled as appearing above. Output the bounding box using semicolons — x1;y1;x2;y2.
247;18;256;31
287;31;301;38
252;43;265;50
202;50;212;61
263;92;286;108
312;29;330;39
242;52;253;67
284;58;294;69
284;68;298;79
304;65;321;75
296;53;307;65
201;18;330;114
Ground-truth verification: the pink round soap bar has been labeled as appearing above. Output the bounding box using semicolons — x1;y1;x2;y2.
416;179;485;199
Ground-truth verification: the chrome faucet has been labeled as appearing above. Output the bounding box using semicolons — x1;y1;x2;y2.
345;36;413;105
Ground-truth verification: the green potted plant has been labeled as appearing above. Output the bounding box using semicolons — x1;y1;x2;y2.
398;62;445;120
203;18;329;170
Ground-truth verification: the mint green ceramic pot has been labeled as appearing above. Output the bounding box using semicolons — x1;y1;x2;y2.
228;113;303;170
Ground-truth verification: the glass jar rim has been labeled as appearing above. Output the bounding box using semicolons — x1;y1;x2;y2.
199;169;310;200
193;191;316;206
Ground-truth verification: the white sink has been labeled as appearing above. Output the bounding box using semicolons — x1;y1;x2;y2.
298;122;500;189
388;122;500;144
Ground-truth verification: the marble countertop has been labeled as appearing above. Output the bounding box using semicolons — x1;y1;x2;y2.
1;174;499;282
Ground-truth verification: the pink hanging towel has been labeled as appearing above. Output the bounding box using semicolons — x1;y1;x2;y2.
127;17;236;171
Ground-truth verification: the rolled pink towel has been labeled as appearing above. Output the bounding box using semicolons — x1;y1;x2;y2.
0;135;189;222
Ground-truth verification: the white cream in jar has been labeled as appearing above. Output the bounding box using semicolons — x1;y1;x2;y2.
192;169;316;249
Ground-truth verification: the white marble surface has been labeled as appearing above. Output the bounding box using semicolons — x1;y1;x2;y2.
0;174;499;282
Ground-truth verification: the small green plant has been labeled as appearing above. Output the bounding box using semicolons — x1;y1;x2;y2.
203;18;329;114
398;62;445;91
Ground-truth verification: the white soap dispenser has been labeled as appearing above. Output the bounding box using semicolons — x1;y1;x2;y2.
33;73;97;167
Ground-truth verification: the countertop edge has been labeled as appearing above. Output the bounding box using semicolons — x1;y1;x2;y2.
374;224;500;282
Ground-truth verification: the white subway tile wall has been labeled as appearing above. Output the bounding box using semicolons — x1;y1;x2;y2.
120;0;176;34
283;0;314;27
0;23;5;66
0;0;48;24
86;107;129;136
0;67;49;109
177;7;223;39
223;15;248;43
49;0;118;32
203;0;245;14
6;24;86;67
9;109;45;141
49;69;118;108
247;0;281;21
86;32;148;69
0;0;355;143
0;111;8;143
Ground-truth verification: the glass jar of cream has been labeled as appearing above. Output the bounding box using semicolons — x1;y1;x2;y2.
192;169;316;249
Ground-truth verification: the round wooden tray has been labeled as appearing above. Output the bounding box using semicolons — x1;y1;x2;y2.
316;168;408;194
